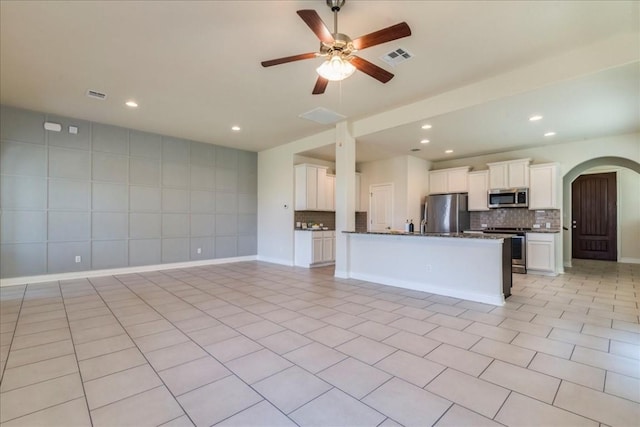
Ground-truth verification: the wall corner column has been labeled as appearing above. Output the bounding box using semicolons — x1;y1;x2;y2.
334;121;356;278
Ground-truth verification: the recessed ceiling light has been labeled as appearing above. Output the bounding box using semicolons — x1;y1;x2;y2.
125;101;138;108
231;126;241;131
421;124;432;130
544;131;556;137
420;139;430;144
445;149;453;154
529;115;543;121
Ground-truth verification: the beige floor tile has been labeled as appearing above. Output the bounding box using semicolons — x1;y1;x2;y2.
258;330;313;354
426;368;509;419
435;404;503;427
69;314;119;331
348;320;399;341
162;308;203;323
216;400;297;426
280;316;327;334
146;341;207;371
529;352;605;390
481;360;560;403
1;354;78;392
549;327;610;351
218;311;263;328
554;380;640;426
306;325;358;347
159;356;230;396
382;330;441;356
495;392;598;427
388;317;438;335
204;335;263;362
187;323;239;346
358;308;403;324
225;348;292;384
375;350;445;387
512;332;574;358
16;309;67;325
6;339;75;368
0;373;84;423
253;366;332;414
572;346;640;378
117;311;163;326
612;320;640;334
79;347;146;381
393;306;434;320
426;343;493;377
428;313;473;331
91;386;184;427
291;388;386;427
159;415;194;427
74;334;135;361
499;317;552;337
71;323;125;345
134;329;191;353
322;312;367;328
531;314;584;332
0;397;91;427
178;376;262;426
84;364;162;409
336;336;396;365
237;319;285;340
583;324;640;344
427;326;482;350
363;377;451;427
318;357;391;399
125;319;175;338
610;340;640;360
10;327;71;350
174;314;221;332
561;311;613;328
13;317;69;336
284;342;347;373
471;337;535;367
261;308;300;323
463;322;519;343
605;371;640;403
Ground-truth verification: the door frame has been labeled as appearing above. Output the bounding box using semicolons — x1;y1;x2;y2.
369;183;394;232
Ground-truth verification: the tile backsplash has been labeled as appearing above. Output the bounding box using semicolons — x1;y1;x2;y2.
470;208;561;229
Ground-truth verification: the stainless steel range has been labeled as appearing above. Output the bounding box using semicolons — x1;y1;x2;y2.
482;227;529;274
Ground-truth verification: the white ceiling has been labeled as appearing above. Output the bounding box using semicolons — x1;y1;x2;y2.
1;1;638;161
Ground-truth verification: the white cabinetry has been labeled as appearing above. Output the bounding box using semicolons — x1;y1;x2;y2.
326;174;336;211
295;230;335;267
487;159;530;189
429;166;470;194
526;232;559;275
295;164;328;211
529;163;560;209
467;170;490;211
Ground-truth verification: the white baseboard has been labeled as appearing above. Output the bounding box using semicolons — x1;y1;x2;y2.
256;256;294;267
527;269;559;277
0;256;257;287
334;269;349;279
564;260;572;268
619;257;640;264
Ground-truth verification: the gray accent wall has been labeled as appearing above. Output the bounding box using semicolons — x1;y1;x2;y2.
0;105;258;279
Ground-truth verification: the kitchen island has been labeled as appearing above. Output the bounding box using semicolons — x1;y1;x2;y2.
343;231;512;306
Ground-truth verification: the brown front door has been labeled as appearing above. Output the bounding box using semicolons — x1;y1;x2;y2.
571;172;617;260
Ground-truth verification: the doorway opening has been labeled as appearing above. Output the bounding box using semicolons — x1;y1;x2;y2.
369;183;393;231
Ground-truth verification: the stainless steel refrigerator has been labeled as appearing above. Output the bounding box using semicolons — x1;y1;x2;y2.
425;193;470;233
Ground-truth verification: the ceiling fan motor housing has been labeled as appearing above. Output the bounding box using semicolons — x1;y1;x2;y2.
326;0;345;12
320;33;355;57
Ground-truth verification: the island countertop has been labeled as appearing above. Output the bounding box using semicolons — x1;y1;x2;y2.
343;231;511;240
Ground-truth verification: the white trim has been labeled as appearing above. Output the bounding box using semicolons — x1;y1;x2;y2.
334;268;348;279
0;256;257;287
527;269;560;277
564;260;573;268
619;257;640;264
256;255;294;267
348;271;505;306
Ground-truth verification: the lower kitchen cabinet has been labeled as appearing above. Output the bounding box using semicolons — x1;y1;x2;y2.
526;232;559;275
295;230;336;267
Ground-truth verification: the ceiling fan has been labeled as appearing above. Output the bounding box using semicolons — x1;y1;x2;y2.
261;0;411;95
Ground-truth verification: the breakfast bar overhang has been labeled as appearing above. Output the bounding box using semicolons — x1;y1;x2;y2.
344;232;512;306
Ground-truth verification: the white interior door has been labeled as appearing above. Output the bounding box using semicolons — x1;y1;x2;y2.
370;183;393;231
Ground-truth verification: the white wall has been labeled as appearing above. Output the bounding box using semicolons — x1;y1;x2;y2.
406;156;431;225
618;168;640;263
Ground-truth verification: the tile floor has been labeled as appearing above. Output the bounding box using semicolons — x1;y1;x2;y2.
0;259;638;426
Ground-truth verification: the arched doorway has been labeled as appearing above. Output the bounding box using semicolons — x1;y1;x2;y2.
562;157;640;267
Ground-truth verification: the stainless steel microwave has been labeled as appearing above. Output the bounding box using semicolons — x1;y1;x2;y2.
488;188;528;208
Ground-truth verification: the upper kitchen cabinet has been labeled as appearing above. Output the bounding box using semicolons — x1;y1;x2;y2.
295;164;328;210
529;163;560;209
467;170;490;211
325;173;336;211
429;166;470;194
487;159;531;189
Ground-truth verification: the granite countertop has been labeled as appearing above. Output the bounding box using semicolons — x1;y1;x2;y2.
468;229;561;234
295;228;335;231
343;231;510;240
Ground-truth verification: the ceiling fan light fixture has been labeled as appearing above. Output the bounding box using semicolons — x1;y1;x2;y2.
316;55;356;81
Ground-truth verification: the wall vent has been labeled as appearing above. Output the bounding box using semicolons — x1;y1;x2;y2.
380;47;414;67
86;89;107;100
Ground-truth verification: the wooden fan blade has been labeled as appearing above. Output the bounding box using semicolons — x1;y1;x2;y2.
350;56;394;83
297;10;334;44
352;22;411;50
312;76;329;95
261;52;317;67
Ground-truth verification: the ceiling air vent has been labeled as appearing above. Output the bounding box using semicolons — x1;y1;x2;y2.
299;107;346;125
380;47;414;68
86;89;107;100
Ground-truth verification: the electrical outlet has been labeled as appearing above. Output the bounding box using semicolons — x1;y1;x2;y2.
546;222;551;229
197;248;202;254
75;256;81;263
481;224;488;228
533;224;541;229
